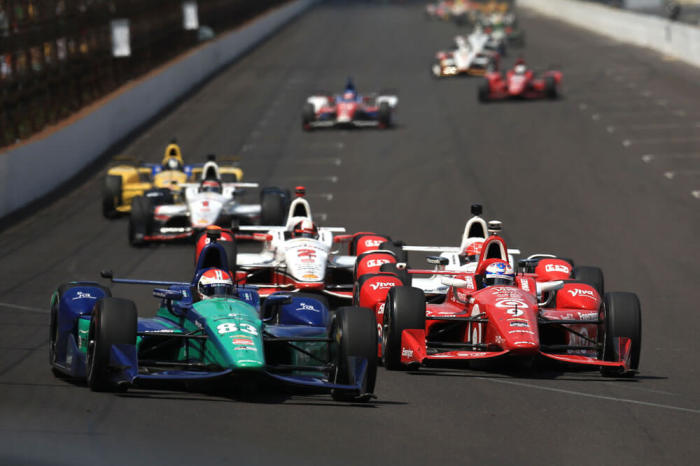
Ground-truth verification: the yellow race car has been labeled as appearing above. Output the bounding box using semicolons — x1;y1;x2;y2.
102;142;243;218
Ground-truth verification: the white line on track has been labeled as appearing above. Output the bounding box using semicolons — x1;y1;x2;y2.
305;193;334;201
664;170;700;180
289;175;339;183
597;110;688;119
619;122;699;130
692;191;700;199
316;213;328;221
624;137;700;146
297;157;342;166
641;153;700;163
0;302;48;314
477;377;700;415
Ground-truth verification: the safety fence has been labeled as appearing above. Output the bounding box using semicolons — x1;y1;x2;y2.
0;0;287;148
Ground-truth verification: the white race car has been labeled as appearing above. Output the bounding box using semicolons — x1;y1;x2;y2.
128;160;288;245
432;33;500;78
234;187;395;302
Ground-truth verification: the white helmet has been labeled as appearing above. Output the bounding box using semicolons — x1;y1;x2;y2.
197;268;234;300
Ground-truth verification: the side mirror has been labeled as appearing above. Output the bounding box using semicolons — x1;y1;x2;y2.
265;293;293;306
427;256;449;266
261;293;293;321
536;280;564;296
153;288;187;301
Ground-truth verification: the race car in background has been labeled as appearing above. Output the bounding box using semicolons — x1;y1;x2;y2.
128;159;288;246
377;234;642;377
478;10;526;46
102;141;243;218
48;232;377;401
478;59;562;102
302;80;398;130
228;187;400;303
432;34;500;78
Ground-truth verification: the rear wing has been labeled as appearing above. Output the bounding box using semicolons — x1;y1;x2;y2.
238;226;346;233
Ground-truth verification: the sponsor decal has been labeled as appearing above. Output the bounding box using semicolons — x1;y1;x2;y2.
506;307;525;317
296;302;320;313
431;354;454;359
364;239;383;248
509;321;529;328
495;335;505;345
496;298;529;309
366;258;390;268
297;248;317;262
568;288;597;299
231;338;254;346
578;311;599;320
514;341;535;346
545;263;570;274
234;346;257;352
377;303;385;315
72;291;96;300
519;278;530;292
509;329;535;335
369;281;395;291
302;274;319;280
401;348;414;358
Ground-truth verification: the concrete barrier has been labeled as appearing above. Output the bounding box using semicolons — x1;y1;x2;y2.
519;0;700;68
0;0;317;219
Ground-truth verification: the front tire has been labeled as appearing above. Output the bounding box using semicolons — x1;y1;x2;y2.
331;307;378;402
86;298;137;392
478;80;490;102
377;102;391;129
601;292;641;377
382;287;426;370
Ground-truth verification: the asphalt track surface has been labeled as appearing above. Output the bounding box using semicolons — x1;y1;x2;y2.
1;1;699;464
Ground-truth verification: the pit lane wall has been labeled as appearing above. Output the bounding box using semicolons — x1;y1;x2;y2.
519;0;700;68
0;0;317;220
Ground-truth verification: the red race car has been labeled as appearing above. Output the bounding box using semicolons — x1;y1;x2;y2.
478;59;562;102
357;234;641;376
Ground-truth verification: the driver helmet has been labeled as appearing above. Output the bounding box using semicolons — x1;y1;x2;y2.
483;260;515;286
199;179;222;193
292;219;318;239
343;90;356;101
514;59;527;75
165;157;182;171
197;268;234;300
461;239;484;263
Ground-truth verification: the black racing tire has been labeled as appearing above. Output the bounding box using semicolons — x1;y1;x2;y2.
379;262;412;287
379;241;407;263
102;175;122;219
573;266;605;297
545;76;558;99
601;292;642;377
260;188;287;226
382;286;426;370
478;80;490;103
331;307;377;402
302;103;315;131
86;298;137;392
128;196;153;247
378;102;392;128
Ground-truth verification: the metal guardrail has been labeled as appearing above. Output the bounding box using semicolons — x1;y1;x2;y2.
0;0;286;149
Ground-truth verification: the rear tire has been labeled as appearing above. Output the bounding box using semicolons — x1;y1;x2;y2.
102;175;122;219
545;76;558;99
377;102;392;129
379;240;407;263
601;292;641;377
331;307;378;402
260;188;287;226
478;80;490;103
128;196;153;247
302;103;315;131
382;287;426;370
574;266;605;297
86;298;137;392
